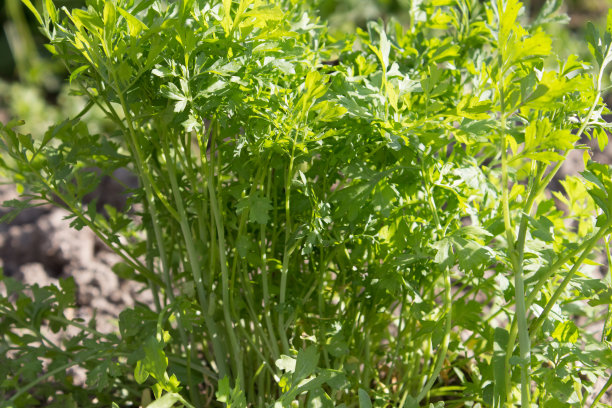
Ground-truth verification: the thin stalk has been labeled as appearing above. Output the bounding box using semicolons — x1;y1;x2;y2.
278;126;299;354
501;223;612;397
8;347;119;404
529;224;611;338
415;160;452;404
591;375;612;407
150;131;209;404
603;235;612;342
318;249;330;369
23;164;156;286
502;139;531;407
9;360;83;403
261;167;281;359
107;68;174;295
206;120;244;386
502;163;543;399
239;262;276;358
386;293;406;390
527;231;606;307
497;38;531;401
45;314;114;340
145;233;163;313
108;71;221;395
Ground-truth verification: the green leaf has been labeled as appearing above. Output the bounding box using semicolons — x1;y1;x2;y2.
523;151;564;164
53;277;76;310
141;335;168;381
312;100;347;122
499;0;522;47
293;345;319;382
20;0;43;25
242;5;284;24
104;0;117;29
119;309;142;340
117;6;148;37
69;65;90;85
552;320;579;343
236;235;250;258
148;392;194;408
379;26;390;69
215;376;246;407
216;376;231;403
275;355;296;373
134;360;149;384
222;0;232;34
588;288;612;306
594;127;608;151
249;195;272;224
527;215;555;242
236;193;272;225
432;238;453;267
113;262;146;284
358;389;372;408
307;388;334;408
45;0;57;23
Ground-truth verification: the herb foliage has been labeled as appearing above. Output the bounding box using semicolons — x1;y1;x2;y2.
2;0;612;406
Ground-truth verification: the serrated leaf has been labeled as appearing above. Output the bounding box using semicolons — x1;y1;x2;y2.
117;6;148;37
523;151;564;164
148;392;193;408
134;360;149;384
432;238;453;266
293;345;318;382
275;355;296;373
216;376;231;403
499;0;522;47
141;335;168;381
552;320;579;343
236;193;272;225
160;83;184;101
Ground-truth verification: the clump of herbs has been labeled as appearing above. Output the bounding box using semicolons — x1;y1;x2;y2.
2;0;612;407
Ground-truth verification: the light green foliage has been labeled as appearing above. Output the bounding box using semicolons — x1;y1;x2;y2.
1;0;612;407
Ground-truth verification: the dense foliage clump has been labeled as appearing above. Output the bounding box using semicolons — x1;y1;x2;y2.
2;0;612;406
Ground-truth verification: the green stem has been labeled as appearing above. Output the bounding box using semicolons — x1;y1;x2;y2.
9;350;108;403
502;163;543;401
530;224;611;338
23;163;157;287
278;128;298;354
207;119;244;385
46;314;114;340
603;235;612;342
591;374;612;407
261;168;281;359
527;226;608;307
415;160;452;404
